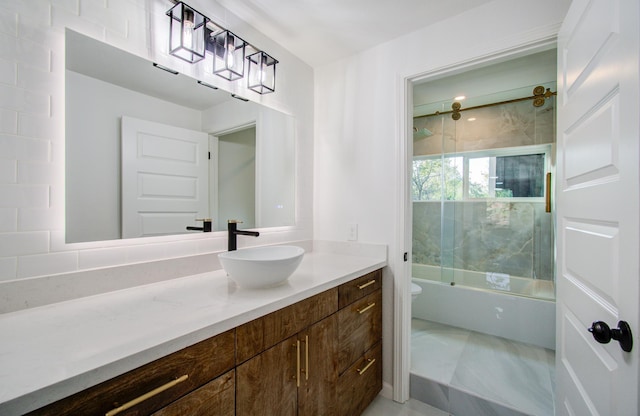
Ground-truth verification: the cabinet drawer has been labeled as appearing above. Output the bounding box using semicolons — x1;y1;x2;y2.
338;343;382;416
28;330;235;416
338;289;382;374
338;269;382;308
151;370;235;416
236;288;338;364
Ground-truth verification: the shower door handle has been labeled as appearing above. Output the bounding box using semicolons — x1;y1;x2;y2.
588;320;633;352
545;172;552;213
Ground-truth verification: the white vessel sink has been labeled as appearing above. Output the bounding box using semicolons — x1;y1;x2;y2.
218;245;305;289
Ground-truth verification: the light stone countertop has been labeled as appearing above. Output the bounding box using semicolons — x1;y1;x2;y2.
0;246;386;415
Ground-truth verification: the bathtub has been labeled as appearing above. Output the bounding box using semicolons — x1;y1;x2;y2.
411;264;556;350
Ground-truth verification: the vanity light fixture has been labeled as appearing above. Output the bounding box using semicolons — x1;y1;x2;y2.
167;2;208;63
247;51;278;94
166;1;278;94
210;30;247;81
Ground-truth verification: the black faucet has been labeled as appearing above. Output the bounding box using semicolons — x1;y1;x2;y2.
228;220;259;251
186;218;212;232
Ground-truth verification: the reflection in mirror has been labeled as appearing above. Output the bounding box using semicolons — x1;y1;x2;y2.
65;30;295;243
216;127;256;230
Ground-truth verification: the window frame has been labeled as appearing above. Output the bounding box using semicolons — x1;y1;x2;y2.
413;144;553;202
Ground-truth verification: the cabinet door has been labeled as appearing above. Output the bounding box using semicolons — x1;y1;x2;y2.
236;335;298;416
298;314;339;416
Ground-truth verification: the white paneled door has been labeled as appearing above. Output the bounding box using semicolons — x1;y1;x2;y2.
556;0;639;415
121;116;209;238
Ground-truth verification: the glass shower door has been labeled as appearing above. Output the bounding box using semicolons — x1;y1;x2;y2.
412;85;556;300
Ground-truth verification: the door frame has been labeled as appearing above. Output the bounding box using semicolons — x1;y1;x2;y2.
393;33;561;402
209;122;257;231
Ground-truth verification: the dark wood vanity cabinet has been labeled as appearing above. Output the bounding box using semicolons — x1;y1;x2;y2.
27;269;382;416
235;288;339;416
236;268;383;416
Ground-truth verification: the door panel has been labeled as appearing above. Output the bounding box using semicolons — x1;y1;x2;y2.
298;315;339;416
556;0;639;415
121;116;208;238
564;222;618;305
236;335;298;416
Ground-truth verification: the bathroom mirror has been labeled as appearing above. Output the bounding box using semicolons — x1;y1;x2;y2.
65;30;295;243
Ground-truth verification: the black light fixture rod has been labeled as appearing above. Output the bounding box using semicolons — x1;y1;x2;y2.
152;62;179;75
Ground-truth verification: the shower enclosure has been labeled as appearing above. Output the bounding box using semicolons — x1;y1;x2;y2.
411;84;557;348
412;84;556;295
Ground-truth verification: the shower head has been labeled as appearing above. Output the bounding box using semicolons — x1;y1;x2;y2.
413;127;433;140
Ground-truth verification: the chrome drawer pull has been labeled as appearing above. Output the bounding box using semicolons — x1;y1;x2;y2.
357;280;376;290
105;374;189;416
357;302;376;314
357;358;376;375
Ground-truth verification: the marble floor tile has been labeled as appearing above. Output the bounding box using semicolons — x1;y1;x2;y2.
450;332;554;415
411;373;450;413
411;319;470;384
411;319;555;416
449;387;530;416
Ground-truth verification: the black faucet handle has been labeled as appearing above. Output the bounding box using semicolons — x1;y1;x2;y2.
195;218;212;232
228;219;243;224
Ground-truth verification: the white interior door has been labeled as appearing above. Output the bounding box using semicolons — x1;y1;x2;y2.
556;1;639;415
121;116;209;238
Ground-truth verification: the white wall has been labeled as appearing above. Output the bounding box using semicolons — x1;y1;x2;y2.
0;0;313;287
313;0;571;392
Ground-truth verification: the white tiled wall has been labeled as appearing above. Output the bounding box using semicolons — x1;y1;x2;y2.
0;1;314;296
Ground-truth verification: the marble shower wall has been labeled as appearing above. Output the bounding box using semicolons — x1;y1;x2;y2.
412;201;554;280
412;95;556;281
413;97;555;156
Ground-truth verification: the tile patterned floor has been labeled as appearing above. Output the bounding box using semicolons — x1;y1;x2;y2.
410;319;555;416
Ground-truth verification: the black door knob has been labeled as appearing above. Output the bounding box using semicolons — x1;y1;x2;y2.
588;320;633;352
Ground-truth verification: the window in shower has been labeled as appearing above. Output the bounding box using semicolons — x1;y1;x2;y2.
412;145;550;202
412;157;462;200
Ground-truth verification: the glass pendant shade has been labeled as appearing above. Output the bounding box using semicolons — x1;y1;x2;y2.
247;51;278;94
167;2;207;63
211;30;247;81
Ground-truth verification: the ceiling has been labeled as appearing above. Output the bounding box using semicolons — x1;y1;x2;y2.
215;0;495;67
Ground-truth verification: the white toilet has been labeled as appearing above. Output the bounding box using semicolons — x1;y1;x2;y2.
411;282;422;300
